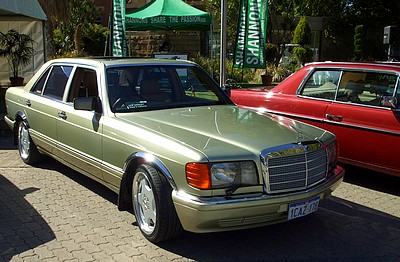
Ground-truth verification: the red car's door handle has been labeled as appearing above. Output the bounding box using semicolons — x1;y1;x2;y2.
326;114;343;122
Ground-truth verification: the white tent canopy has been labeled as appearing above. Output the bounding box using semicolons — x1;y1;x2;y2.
0;0;46;86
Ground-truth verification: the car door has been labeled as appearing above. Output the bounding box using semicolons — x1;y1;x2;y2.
289;69;342;129
56;67;104;180
323;70;400;175
25;65;73;154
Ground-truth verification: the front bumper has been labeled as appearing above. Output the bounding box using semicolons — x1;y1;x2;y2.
172;166;344;233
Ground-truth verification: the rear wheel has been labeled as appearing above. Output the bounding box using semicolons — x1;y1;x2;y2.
17;121;42;164
132;164;182;242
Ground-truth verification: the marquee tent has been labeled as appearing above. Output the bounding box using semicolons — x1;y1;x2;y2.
125;0;212;31
0;0;46;86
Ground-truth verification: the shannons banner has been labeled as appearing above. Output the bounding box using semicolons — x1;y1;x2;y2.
112;0;127;56
233;0;268;69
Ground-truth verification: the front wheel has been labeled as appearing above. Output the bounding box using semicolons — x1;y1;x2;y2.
132;164;182;242
17;121;42;164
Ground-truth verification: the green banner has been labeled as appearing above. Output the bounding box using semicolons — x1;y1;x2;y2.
233;0;267;69
112;0;127;57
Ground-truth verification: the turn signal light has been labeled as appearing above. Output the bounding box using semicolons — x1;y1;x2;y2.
186;163;211;189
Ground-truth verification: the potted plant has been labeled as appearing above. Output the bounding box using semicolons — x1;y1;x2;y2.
261;43;279;86
0;29;35;86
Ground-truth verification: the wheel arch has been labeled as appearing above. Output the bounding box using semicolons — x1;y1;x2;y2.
12;111;28;145
117;152;177;211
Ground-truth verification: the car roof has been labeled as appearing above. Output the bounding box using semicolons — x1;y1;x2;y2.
47;57;197;68
304;61;400;71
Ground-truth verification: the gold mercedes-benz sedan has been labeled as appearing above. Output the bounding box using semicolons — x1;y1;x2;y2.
5;58;344;242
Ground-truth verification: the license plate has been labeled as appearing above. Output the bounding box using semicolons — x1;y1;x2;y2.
288;196;320;220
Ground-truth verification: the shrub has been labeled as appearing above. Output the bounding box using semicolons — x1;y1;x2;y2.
265;43;279;64
353;25;365;61
293;17;311;46
191;55;254;84
293;46;313;65
82;24;109;56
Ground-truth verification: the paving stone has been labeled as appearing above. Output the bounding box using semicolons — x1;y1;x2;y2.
1;135;399;261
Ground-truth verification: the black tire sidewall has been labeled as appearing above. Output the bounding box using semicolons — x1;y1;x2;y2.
17;121;40;164
132;164;180;243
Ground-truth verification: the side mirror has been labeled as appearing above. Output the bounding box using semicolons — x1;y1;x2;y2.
381;96;398;109
74;97;102;113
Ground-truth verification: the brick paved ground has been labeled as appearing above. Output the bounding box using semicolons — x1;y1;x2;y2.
0;135;399;262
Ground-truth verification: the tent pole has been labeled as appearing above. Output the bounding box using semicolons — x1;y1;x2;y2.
219;0;227;87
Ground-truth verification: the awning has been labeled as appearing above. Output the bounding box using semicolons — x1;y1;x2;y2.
0;0;46;20
125;0;211;31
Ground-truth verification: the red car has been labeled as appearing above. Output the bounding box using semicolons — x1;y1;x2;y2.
231;62;400;177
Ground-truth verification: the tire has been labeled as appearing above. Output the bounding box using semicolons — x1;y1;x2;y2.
17;121;42;165
132;164;182;242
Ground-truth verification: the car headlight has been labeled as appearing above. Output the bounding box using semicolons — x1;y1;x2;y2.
186;161;258;190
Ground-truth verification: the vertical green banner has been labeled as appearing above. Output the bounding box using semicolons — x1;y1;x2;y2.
233;0;267;69
112;0;127;57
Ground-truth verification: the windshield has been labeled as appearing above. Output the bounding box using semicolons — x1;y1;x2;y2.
106;65;232;113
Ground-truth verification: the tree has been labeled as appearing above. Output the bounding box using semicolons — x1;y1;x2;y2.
327;0;400;60
204;0;240;53
69;0;98;52
49;0;98;56
38;0;69;57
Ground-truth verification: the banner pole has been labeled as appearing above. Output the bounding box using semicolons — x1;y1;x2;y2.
219;0;227;87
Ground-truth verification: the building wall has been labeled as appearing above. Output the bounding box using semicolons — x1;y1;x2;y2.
127;31;202;58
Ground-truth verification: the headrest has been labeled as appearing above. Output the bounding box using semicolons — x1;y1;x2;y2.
141;79;160;95
345;80;363;95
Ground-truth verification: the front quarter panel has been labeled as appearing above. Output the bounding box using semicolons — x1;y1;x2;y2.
101;116;210;197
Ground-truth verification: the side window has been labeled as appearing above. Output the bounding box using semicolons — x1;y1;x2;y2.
300;70;341;100
43;65;73;100
337;71;397;106
67;68;98;102
31;69;51;95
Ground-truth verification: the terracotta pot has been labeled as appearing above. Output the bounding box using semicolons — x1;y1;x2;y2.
261;74;273;86
9;76;24;86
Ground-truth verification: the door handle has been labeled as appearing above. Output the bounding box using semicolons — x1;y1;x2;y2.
58;111;67;120
25;100;31;107
326;114;343;122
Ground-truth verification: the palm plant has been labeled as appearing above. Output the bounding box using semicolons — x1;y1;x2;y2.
0;29;35;84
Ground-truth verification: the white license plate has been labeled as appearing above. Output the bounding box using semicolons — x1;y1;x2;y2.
288;196;320;220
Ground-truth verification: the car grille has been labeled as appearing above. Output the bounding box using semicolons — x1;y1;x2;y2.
260;142;328;194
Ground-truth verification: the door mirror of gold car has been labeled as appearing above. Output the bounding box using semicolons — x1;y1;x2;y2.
74;97;102;113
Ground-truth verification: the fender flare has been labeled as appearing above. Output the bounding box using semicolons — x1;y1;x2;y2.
117;152;177;211
12;111;28;144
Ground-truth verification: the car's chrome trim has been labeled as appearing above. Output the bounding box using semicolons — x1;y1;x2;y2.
262;109;400;137
29;128;125;177
260;142;328;194
125;152;177;190
324;119;400;136
173;166;344;206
